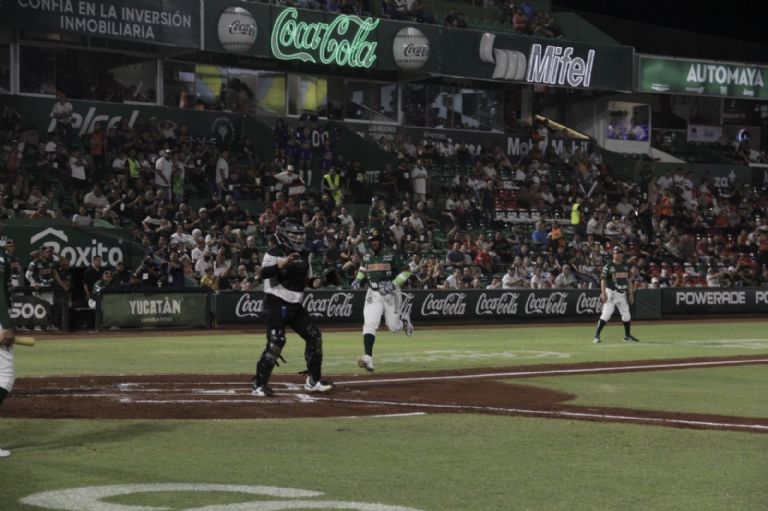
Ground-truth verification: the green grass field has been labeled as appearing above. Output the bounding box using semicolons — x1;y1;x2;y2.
2;320;768;510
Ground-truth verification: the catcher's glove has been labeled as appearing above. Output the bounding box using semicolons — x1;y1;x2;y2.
379;281;396;296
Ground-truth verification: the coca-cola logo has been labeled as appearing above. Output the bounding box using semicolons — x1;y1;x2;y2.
303;292;354;318
576;292;601;314
404;43;428;57
476;292;519;315
400;292;414;317
420;293;467;316
525;292;568;315
229;19;256;37
235;293;263;318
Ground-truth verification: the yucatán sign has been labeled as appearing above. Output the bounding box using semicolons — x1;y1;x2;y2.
99;290;209;328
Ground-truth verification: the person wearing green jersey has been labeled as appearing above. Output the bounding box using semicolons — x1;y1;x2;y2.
0;244;17;458
593;245;639;344
352;229;414;372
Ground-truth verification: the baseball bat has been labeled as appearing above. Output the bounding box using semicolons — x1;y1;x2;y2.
14;335;36;347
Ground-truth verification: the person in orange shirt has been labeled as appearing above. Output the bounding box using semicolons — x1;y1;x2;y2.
548;223;564;253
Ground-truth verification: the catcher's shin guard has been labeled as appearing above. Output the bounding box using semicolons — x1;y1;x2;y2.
255;330;286;386
303;325;324;382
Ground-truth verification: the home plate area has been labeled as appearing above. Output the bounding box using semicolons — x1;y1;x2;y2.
4;356;768;433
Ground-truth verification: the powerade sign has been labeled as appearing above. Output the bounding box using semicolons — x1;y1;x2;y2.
662;288;768;314
639;55;768;99
5;0;200;48
214;289;604;325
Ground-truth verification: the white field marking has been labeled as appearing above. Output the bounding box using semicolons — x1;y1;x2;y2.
130;399;299;404
335;358;768;386
680;339;768;349
322;350;570;367
313;397;768;432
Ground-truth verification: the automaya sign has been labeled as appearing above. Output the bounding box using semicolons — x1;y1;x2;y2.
639;55;768;99
270;7;380;68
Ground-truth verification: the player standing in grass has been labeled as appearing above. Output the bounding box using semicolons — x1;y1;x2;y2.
0;242;16;458
593;245;639;344
352;229;414;372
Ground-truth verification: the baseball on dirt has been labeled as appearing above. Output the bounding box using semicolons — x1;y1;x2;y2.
392;27;430;70
217;6;257;54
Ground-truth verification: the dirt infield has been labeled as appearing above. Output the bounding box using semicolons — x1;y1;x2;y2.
5;355;767;433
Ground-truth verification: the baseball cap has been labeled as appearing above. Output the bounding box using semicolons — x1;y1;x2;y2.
612;245;624;254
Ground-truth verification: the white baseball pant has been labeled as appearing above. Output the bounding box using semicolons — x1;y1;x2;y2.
600;288;631;322
363;288;404;336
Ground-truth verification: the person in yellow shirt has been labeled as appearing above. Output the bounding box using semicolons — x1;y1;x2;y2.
322;167;343;206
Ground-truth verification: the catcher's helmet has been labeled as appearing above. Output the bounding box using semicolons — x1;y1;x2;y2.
276;218;306;251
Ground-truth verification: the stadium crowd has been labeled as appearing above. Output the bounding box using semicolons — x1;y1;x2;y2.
2;93;768;319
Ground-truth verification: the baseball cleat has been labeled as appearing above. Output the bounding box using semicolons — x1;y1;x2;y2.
304;377;333;393
0;447;10;458
357;354;375;372
593;336;601;344
402;315;414;337
624;335;640;343
251;385;274;397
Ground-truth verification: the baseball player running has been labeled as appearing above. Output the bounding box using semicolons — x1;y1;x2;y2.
352;229;413;372
1;244;16;458
593;245;639;344
252;218;333;397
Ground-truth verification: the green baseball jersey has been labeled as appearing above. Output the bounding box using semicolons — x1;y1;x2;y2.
0;250;14;328
27;258;56;286
362;247;405;285
601;261;630;291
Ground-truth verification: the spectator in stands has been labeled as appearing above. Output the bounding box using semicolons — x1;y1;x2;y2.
444;9;467;28
83;185;109;211
50;91;73;140
154;149;173;201
72;206;92;227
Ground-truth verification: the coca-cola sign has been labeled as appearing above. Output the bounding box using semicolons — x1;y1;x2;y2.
235;293;263;318
303;292;355;319
525;292;568;315
476;292;519;316
215;289;606;326
576;292;601;314
421;293;467;316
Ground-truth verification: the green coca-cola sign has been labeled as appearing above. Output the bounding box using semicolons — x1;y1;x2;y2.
270;7;379;68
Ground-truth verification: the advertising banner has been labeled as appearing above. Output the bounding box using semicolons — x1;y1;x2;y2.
204;1;439;73
662;288;768;314
99;290;210;328
638;55;768;100
204;1;632;90
448;27;634;91
9;293;54;328
0;220;141;269
4;95;244;147
4;0;201;48
214;289;606;326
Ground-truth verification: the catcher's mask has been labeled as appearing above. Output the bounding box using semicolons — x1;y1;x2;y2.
276;219;306;252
